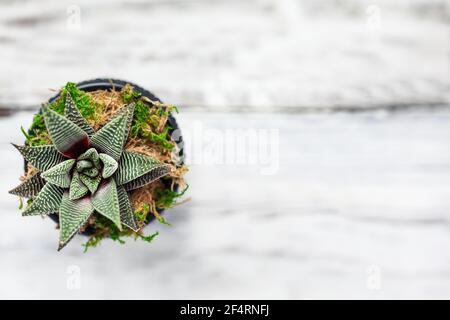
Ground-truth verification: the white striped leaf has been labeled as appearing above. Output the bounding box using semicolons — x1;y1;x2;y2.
115;151;170;190
9;172;46;198
117;185;139;231
91;179;122;230
43;106;90;158
76;160;93;171
13;144;65;172
90;103;135;161
69;171;89;200
122;166;171;191
23;182;64;216
64;92;95;136
58;192;94;251
83;167;99;178
78;148;100;168
99;153;118;178
79;173;101;194
41;159;75;188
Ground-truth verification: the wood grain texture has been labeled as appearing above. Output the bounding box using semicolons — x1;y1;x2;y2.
0;0;449;299
0;0;448;111
1;110;450;299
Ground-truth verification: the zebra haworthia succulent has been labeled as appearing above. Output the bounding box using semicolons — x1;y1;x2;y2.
9;93;171;251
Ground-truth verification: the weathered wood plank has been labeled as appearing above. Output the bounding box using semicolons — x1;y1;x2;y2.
0;0;448;111
0;110;450;298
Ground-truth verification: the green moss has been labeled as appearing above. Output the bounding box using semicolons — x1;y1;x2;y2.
130;100;151;137
129;184;189;229
82;234;103;252
49;82;98;118
82;215;128;252
156;216;171;226
82;213;160;253
23;114;49;146
121;85;177;151
134;203;151;223
25;82;99;147
139;231;159;243
109;227;126;245
156;184;189;209
142;127;174;151
122;85;142;103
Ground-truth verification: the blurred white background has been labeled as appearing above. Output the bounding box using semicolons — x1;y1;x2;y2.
0;0;449;299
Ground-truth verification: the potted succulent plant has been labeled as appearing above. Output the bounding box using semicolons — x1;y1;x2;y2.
9;79;188;251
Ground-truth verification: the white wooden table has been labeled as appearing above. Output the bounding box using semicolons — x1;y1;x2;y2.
0;0;448;111
0;0;449;299
1;110;450;299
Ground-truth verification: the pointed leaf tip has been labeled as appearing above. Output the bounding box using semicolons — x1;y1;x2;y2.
43;106;90;158
99;153;118;178
13;144;65;172
123;165;170;191
79;174;101;194
64;92;95;136
41;159;75;188
115;151;171;190
117;185;139;231
91;179;122;231
90;103;135;161
78;148;100;168
58;192;94;250
22;182;64;216
9;172;46;198
69;171;89;200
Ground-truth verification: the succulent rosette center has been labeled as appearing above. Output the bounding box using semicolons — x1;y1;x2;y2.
10;92;171;251
66;148;118;200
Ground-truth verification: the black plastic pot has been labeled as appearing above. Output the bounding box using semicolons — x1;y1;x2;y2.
26;78;184;235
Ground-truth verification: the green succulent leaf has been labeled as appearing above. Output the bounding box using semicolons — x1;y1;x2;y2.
41;159;75;188
69;171;89;200
99;153;118;178
115;151;168;185
76;160;93;171
13;144;65;172
79;174;101;194
90;103;135;161
83;167;99;178
9;172;46;198
117;185;139;231
122;166;171;191
115;151;170;190
64;92;95;136
58;192;94;251
43;106;90;158
78;148;100;168
91;179;122;230
23;182;64;216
